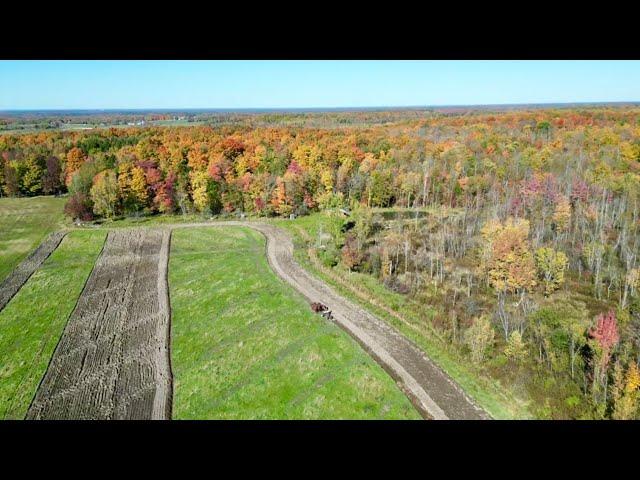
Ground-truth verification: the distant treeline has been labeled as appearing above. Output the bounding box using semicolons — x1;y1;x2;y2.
3;104;640;133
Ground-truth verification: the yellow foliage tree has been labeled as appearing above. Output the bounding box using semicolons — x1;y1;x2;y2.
190;170;210;213
627;268;640;291
117;162;148;211
320;169;334;194
504;330;527;362
90;170;119;219
535;247;569;296
552;195;572;233
613;362;640;420
117;162;133;198
464;315;495;365
620;142;640;163
481;217;537;294
130;166;149;207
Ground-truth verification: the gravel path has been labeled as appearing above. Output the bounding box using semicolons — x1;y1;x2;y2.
0;231;67;313
26;228;172;420
176;222;490;420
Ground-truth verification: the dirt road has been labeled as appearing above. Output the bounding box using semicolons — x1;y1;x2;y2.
177;222;490;420
26;229;172;420
0;231;67;313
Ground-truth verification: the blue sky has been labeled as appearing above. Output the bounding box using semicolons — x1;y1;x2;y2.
0;61;639;110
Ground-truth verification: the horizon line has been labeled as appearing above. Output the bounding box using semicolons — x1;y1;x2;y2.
2;100;640;114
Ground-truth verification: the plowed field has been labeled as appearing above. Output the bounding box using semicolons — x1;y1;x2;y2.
26;228;172;420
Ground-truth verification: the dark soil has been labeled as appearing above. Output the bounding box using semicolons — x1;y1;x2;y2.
26;228;172;420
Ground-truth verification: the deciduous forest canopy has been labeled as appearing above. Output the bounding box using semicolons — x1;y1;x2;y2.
1;106;640;419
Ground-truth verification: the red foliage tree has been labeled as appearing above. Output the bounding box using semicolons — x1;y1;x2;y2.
254;197;265;212
153;171;176;214
207;161;223;182
589;310;620;374
221;137;245;160
64;192;94;221
286;160;303;176
570;179;590;204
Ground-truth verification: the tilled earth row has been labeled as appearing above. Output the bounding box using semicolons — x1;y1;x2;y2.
26;228;172;420
0;231;67;313
182;222;490;420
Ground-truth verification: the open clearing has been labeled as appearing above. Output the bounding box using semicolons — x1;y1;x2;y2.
169;227;420;419
27;228;172;420
0;230;106;419
0;197;67;284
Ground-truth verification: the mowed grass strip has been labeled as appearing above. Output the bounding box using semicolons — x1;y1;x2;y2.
169;227;420;419
0;196;67;284
0;230;107;419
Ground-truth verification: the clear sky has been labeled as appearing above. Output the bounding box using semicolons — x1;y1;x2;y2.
0;60;639;110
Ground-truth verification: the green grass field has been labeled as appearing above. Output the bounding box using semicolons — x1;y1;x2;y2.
0;230;106;419
168;226;420;419
0;196;68;284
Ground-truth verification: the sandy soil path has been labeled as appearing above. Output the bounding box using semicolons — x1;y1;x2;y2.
175;221;490;420
0;231;67;313
26;228;172;420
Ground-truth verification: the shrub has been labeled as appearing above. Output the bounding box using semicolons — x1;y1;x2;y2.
383;275;411;294
464;315;495;365
504;330;527;362
341;233;363;271
319;244;340;268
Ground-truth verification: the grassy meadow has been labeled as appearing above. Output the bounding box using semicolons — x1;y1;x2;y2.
168;226;420;419
0;196;68;284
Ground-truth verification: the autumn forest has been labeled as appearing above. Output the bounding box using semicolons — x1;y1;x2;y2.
2;106;640;419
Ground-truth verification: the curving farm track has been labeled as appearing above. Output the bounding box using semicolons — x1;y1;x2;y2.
15;221;488;420
177;222;490;420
